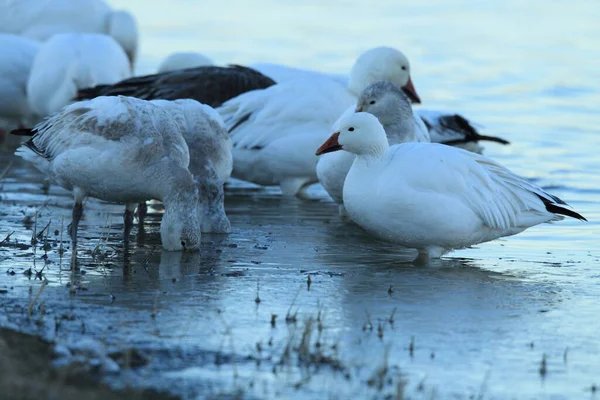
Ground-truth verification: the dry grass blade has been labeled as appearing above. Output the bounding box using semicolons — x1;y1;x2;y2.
0;231;15;246
0;161;12;181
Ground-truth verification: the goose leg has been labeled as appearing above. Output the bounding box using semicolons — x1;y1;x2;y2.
137;201;147;225
124;203;136;246
70;201;83;265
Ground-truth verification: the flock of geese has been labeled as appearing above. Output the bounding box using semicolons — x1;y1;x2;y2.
1;0;586;262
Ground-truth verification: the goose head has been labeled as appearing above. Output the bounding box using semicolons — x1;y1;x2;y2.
355;81;413;125
106;10;138;71
347;47;421;104
161;187;202;252
158;52;214;73
316;112;389;157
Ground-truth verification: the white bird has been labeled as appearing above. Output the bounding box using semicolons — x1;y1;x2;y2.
317;81;430;214
149;99;233;233
218;47;421;196
0;0;138;67
157;52;214;73
253;54;508;155
315;112;586;261
27;32;131;118
0;34;40;133
317;81;510;214
13;95;203;253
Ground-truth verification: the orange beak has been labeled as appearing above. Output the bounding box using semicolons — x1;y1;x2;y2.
402;76;421;104
315;132;342;155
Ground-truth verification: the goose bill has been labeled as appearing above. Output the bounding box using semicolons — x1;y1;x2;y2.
315;132;342;155
402;77;421;104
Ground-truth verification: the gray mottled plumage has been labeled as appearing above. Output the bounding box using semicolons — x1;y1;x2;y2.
150;99;233;233
13;96;203;252
356;81;422;144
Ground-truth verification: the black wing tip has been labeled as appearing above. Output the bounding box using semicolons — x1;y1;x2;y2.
439;115;510;145
473;135;511;145
10;128;34;136
535;193;587;221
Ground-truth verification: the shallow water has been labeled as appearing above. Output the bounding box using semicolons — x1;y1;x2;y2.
1;0;600;398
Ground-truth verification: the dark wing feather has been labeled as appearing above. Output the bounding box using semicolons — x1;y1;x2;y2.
75;65;276;108
11;127;47;159
534;193;587;221
10;128;34;136
437;115;511;146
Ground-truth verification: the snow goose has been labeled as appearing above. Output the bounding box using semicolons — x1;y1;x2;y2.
13;96;202;253
315;112;586;261
0;34;40;133
317;81;510;213
157;52;214;73
27;33;131;118
253;55;508;156
149;99;233;233
317;81;430;212
0;0;138;68
218;47;421;196
75;65;276;109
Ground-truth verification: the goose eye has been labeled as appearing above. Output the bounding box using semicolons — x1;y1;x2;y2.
369;100;376;105
401;66;407;70
348;127;355;132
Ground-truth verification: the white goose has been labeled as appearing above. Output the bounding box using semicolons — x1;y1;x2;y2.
27;33;131;118
0;34;40;133
317;81;430;214
13;96;202;253
218;47;421;196
149;99;233;233
315;112;586;261
157;52;214;73
0;0;138;67
252;54;508;156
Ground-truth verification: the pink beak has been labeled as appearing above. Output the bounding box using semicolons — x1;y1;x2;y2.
315;132;342;155
402;76;421;104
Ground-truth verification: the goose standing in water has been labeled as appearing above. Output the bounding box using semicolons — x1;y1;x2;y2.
317;81;509;214
27;33;131;118
13;96;202;255
316;112;585;262
218;47;421;196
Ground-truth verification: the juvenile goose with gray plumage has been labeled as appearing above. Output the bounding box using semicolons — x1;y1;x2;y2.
13;95;202;254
